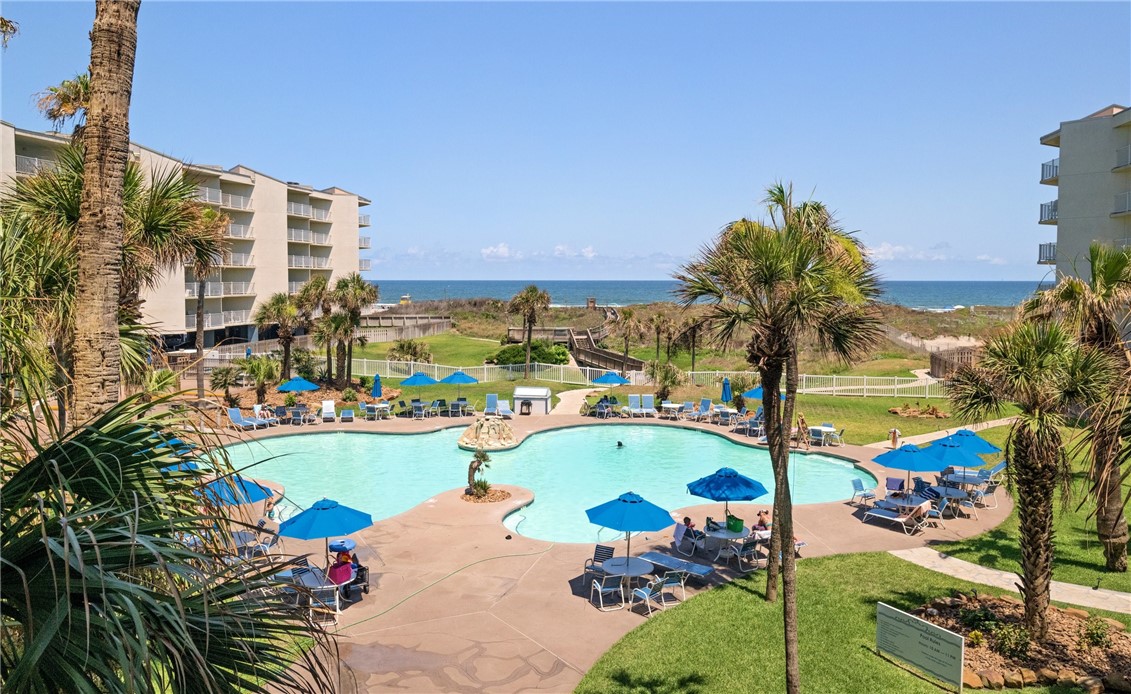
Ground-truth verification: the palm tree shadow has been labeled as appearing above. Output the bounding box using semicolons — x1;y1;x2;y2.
607;668;709;694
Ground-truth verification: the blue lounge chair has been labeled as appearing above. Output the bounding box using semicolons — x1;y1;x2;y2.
497;399;515;418
484;393;499;416
622;394;642;418
863;505;928;535
252;404;279;426
340;409;354;423
693;398;713;422
227;408;264;431
639;551;715;583
640;395;658;417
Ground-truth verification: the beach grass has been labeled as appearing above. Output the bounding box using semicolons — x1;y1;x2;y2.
576;551;1127;694
353;333;502;366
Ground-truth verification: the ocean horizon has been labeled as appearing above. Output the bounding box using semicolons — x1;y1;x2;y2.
370;279;1051;311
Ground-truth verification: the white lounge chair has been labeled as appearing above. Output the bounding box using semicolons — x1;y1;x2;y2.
321;400;336;423
622;394;642;418
863;503;928;535
640;394;658;417
252;404;279;426
497;399;515;418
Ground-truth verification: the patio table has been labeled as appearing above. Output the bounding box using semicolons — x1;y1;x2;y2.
660;403;681;420
942;472;985;487
808;425;836;446
929;485;971;501
704;525;751;561
600;556;653;588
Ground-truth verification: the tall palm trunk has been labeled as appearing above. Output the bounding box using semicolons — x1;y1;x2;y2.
654;329;661;361
689;326;697;373
622;336;630;374
71;0;140;423
336;341;347;389
195;278;205;400
779;349;802;694
524;317;533;379
345;337;354;386
1013;428;1058;639
1092;422;1129;571
760;357;786;602
281;338;292;380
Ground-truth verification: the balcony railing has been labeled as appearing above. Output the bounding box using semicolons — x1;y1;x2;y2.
185;312;225;330
288;254;313;268
223;310;251;325
1039;199;1058;223
226;223;254;238
184;282;224;298
221;192;252;210
223;281;254;295
287;202;312;217
15;154;57;175
287;227;312;243
1038;242;1056;265
358;236;371;249
311;207;331;221
359;258;372;271
1115;191;1131;216
1116;145;1131;170
288;281;305;294
311;257;331;268
196;186;222;204
1040;157;1059;182
222;252;253;267
311;231;331;245
358;214;371;226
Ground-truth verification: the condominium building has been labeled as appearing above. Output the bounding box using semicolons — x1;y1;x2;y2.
1037;104;1131;278
0;121;372;348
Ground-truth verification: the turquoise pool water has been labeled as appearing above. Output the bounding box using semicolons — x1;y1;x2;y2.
224;425;875;543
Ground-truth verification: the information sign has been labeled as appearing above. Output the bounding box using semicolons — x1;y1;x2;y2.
876;602;965;691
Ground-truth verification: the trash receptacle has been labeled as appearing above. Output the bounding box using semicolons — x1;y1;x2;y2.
520;400;532;416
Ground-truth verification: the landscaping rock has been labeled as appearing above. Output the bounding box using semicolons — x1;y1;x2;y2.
1002;670;1024;688
1076;675;1103;694
1102;617;1127;632
962;668;985;689
997;595;1023;606
1019;668;1037;686
1056;669;1077;687
978;670;1005;690
1104;672;1131;693
926;608;939;617
1064;607;1090;620
1037;668;1059;684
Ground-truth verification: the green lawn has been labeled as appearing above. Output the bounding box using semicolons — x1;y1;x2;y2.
935;425;1131;595
577;552;1128;694
353;334;502;366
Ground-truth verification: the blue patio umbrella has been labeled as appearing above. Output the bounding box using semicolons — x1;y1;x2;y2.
400;371;439;399
687;467;768;516
370;373;383;399
720;377;733;404
923;439;990;470
872;444;949;489
742;385;786;401
936;429;1002;455
278;498;374;563
161;460;201;473
277;377;320;393
200;475;274;506
592;371;630;386
440;370;479;399
585;491;674;556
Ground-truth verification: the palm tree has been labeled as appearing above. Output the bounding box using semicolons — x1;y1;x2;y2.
237;354;282;404
189;207;228;399
209;365;240;407
0;16;18;47
677;185;881;694
71;0;141;423
333;272;378;385
312;311;354;389
1022;242;1131;572
297;275;334;383
949;321;1114;639
37;72;91;136
507;285;551;379
386;338;433;363
648;312;672;362
254;292;302;379
678;316;702;372
616;308;643;375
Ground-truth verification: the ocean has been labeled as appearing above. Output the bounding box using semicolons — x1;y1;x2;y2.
372;280;1050;311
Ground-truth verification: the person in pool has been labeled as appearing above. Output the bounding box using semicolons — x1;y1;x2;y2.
616;441;624;448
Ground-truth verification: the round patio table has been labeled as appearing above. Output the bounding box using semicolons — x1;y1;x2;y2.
704;525;751;560
600;556;653;588
328;538;357;554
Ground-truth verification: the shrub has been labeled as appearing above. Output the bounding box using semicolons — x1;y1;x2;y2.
730;374;753;411
387;338;433;363
292;348;317;380
1079;617;1112;650
490;340;569;366
959;606;998;632
471;478;491;498
284;393;297;408
342;388;357;402
991;624;1030;659
358;375;371;390
646;360;685;401
966;630;984;648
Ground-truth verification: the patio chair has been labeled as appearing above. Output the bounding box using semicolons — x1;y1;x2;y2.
321;401;336;423
396;400;409;417
825;428;845;446
497;400;515;418
850;478;876;506
956;494;980;520
273;405;291;424
658;570;688;605
677;401;695;420
925;499;948;529
449;401;462;417
673;523;705;557
364;404;378;421
427;400;441;417
595;402;614;419
694;398;713;422
590;574;624;612
630;580;666;616
987;460;1008;482
912;477;931;496
339;409;354;423
226;408;264;431
717;408;734;427
885;477;906;498
412;403;426;420
583;544;615;580
622;394;642;418
289;408;304;426
640;395;658;417
484;394;499;416
724;539;764;573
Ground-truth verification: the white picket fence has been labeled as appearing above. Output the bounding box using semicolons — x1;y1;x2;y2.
350;359;947;398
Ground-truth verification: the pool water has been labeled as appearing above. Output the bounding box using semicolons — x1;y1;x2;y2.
224;425;875;543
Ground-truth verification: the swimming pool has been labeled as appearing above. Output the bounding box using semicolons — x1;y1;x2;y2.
224;425;875;543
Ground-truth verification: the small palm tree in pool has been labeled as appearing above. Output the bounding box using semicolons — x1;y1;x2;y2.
468;448;491;497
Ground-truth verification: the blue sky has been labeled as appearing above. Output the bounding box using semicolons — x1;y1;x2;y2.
3;2;1128;281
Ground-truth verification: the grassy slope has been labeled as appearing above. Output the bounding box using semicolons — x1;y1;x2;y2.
578;552;1127;694
353;333;501;366
935;425;1131;594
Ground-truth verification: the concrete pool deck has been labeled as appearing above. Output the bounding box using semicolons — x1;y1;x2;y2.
231;407;1014;692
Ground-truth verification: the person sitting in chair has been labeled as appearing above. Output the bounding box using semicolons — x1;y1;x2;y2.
682;516;706;541
328;551;356;602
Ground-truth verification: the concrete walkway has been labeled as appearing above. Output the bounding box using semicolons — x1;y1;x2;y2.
864;417;1019;449
890;547;1131;614
548;387;599;417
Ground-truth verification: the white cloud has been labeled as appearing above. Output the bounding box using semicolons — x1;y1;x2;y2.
552;244;598;260
553;244;572;258
868;241;949;262
976;254;1007;265
480;242;522;261
580;245;597;259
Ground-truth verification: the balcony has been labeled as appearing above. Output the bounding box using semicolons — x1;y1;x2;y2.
288;281;305;294
288;254;313;268
185;312;224;330
1116;145;1131;171
185;281;224;298
1038;242;1056;265
223;281;254;295
15;154;57;175
223;309;251;325
310;231;331;245
359;258;372;271
287;227;312;243
1115;191;1131;216
221;192;252;210
287;202;312;217
196;186;222;204
311;207;331;221
1040;157;1059;184
226;223;253;239
358;214;371;227
358;236;371;249
311;257;331;269
1039;199;1058;224
222;252;254;267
